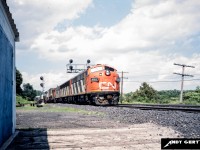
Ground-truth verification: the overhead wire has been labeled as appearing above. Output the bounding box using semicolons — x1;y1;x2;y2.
124;78;200;84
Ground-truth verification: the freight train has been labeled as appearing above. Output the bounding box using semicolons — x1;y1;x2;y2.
45;64;120;105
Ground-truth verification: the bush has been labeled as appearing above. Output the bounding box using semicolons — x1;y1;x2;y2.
16;95;33;104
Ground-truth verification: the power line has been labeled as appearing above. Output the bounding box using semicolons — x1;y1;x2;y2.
130;72;200;78
173;63;195;103
150;78;200;83
124;78;200;83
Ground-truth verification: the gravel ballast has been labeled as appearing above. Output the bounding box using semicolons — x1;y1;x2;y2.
16;103;200;138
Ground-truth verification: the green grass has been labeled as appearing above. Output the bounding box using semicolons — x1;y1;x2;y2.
16;104;104;116
16;96;104;115
122;99;200;105
16;95;34;104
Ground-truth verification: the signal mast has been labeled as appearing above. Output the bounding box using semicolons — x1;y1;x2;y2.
66;59;91;73
40;76;45;102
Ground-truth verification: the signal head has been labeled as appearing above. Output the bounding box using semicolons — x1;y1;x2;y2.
87;59;91;64
40;76;44;80
40;83;44;87
69;65;73;70
69;59;73;64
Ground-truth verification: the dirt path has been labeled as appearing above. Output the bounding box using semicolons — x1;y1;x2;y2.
8;123;181;150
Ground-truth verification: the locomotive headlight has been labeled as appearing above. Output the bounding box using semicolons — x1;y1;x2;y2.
105;70;110;76
91;77;99;82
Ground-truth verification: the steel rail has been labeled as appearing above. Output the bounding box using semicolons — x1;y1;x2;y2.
119;104;200;108
115;104;200;112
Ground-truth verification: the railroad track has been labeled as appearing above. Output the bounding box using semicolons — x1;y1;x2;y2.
115;104;200;112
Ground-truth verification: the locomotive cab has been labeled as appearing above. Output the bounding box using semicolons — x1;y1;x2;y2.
86;64;120;105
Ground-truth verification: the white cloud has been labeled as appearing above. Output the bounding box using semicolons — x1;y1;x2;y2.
123;53;200;92
11;0;93;26
31;26;107;60
22;71;75;91
7;0;93;51
30;0;200;59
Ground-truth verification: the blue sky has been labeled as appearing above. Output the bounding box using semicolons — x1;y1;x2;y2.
72;0;133;27
55;0;133;30
7;0;200;92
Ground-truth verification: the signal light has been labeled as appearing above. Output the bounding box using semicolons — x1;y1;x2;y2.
87;59;91;64
69;65;73;70
69;59;73;64
40;83;44;87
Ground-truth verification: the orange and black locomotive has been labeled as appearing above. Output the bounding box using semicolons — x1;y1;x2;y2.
46;64;120;105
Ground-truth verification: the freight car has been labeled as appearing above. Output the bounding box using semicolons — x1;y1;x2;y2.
46;64;120;105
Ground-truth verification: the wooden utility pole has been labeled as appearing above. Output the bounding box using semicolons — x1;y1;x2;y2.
173;63;195;103
121;71;124;104
119;71;128;104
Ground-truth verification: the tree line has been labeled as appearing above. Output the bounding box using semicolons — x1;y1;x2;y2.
16;69;41;100
124;82;200;105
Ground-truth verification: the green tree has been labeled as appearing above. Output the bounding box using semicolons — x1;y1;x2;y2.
22;83;37;100
157;89;180;103
136;82;157;102
36;90;42;96
133;82;158;102
124;82;158;103
183;86;200;104
16;68;23;95
125;82;158;103
124;92;133;103
196;86;200;92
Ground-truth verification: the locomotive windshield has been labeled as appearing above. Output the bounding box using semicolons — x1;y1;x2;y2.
90;65;115;73
105;66;115;72
90;66;103;73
